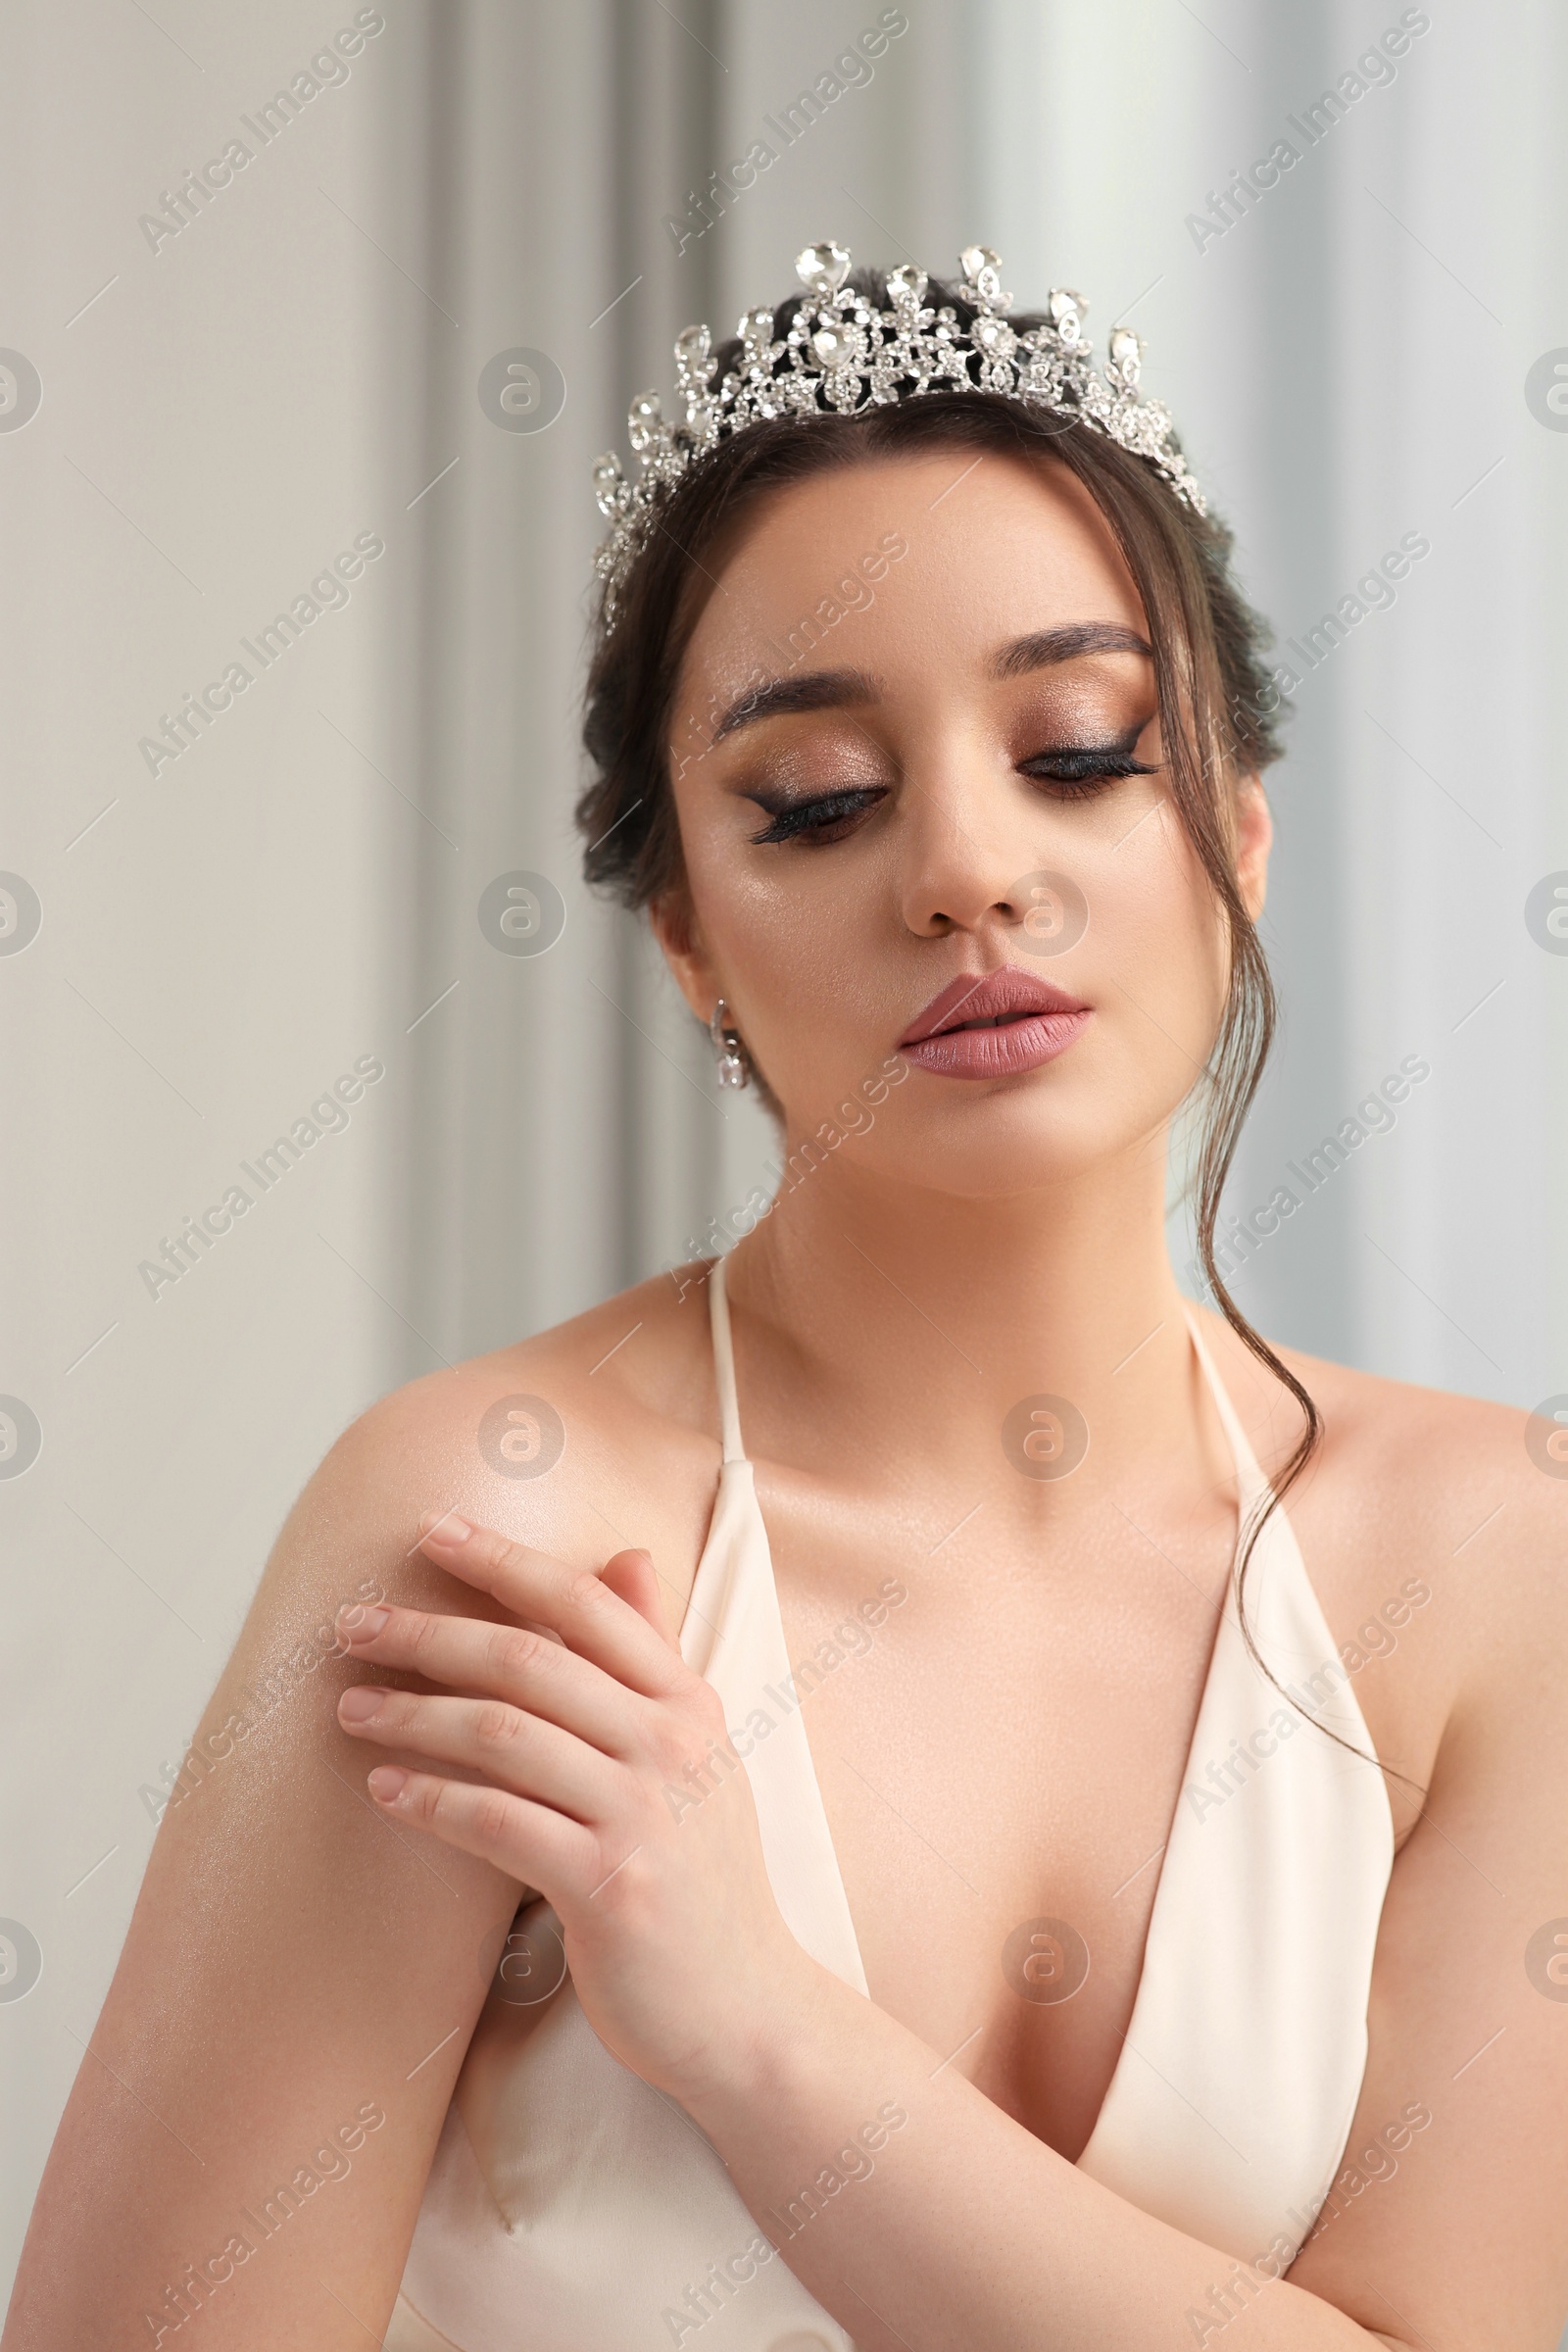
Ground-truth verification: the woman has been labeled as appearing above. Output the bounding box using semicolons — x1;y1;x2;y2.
7;243;1565;2352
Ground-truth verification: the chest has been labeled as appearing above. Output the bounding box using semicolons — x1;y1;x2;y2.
758;1477;1237;2161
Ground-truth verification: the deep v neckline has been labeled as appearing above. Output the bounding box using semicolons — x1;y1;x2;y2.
683;1253;1314;2157
389;1261;1397;2347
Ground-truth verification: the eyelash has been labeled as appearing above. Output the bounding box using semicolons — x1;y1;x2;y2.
1019;745;1159;797
749;789;884;846
747;744;1157;846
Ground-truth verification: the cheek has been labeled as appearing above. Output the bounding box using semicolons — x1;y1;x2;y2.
673;776;1229;1156
1083;797;1228;1050
707;859;885;1083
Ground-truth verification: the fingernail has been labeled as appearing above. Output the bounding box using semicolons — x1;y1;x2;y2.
338;1604;389;1643
419;1509;471;1546
368;1766;409;1803
339;1686;387;1722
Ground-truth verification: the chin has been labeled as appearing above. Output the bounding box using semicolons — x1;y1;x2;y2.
871;1089;1135;1202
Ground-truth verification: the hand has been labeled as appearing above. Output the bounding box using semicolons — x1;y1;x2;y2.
333;1510;825;2107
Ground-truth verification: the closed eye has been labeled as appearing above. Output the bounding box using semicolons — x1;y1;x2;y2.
745;735;1155;843
1020;740;1159;798
747;787;888;846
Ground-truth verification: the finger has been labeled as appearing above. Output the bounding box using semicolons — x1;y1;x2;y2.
366;1764;598;1896
597;1548;677;1645
336;1602;637;1755
415;1514;690;1698
338;1685;617;1822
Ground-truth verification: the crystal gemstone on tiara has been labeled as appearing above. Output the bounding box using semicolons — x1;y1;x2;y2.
810;321;860;368
674;323;712;374
796;239;852;295
960;245;1008;306
626;392;662;452
588;239;1207;629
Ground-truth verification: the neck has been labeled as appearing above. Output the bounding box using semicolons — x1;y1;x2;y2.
721;1126;1228;1506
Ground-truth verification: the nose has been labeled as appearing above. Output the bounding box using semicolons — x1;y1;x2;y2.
896;770;1034;941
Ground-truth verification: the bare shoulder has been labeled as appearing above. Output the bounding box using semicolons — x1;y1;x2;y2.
1;1264;731;2348
1213;1314;1568;2343
305;1258;726;1634
1186;1298;1568;1777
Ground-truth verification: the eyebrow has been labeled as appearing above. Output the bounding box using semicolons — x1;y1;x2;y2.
990;621;1153;677
707;621;1153;747
710;667;880;745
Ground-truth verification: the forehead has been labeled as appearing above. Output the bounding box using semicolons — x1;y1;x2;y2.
677;448;1147;696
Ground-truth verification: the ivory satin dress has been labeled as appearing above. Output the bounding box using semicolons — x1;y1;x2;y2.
386;1256;1395;2352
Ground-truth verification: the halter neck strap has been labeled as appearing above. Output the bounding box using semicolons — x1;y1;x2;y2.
707;1255;747;1465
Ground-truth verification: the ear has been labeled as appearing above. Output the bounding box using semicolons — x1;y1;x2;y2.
648;885;721;1027
1233;775;1272;923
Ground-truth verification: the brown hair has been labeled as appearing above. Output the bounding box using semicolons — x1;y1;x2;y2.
576;268;1367;1752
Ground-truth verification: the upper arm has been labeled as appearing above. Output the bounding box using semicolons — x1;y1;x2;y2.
1282;1426;1568;2349
3;1384;527;2352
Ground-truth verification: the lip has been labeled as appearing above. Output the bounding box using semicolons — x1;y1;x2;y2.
897;967;1092;1082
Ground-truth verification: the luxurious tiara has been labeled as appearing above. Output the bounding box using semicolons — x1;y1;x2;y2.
590;239;1205;627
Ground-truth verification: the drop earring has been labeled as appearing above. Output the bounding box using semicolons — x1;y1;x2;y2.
709;999;751;1090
